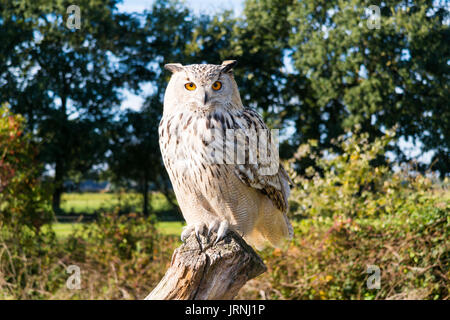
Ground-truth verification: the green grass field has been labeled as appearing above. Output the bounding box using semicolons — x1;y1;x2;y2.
54;192;183;239
52;221;184;239
61;192;173;214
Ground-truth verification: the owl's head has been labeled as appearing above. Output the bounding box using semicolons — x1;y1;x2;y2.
163;60;242;113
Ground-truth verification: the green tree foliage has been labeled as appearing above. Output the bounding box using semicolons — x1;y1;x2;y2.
0;0;153;212
229;0;299;123
1;0;448;214
287;0;449;174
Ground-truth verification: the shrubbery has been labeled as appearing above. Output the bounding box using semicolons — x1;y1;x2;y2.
1;210;178;299
0;105;53;231
53;211;176;299
239;201;448;299
288;127;429;219
238;129;449;300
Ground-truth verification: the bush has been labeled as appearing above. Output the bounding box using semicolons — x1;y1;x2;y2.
238;129;449;300
1;210;179;299
239;203;448;300
0;104;53;232
0;105;57;299
287;128;436;219
52;211;177;299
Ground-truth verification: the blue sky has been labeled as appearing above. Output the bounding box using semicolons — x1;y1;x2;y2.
117;0;243;15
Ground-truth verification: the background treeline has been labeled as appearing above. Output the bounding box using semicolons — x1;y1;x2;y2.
0;0;448;299
1;0;449;215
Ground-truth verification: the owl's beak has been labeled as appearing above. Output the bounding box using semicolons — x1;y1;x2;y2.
197;87;209;107
194;87;212;110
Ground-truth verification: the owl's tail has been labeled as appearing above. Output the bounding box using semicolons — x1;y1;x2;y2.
245;208;293;251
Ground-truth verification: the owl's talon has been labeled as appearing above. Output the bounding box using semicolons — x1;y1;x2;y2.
181;225;194;243
214;220;229;245
207;220;219;237
195;223;206;238
181;221;229;248
195;223;207;251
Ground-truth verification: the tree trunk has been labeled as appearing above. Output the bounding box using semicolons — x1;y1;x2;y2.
145;229;266;300
52;92;67;214
52;187;62;214
52;159;64;214
142;179;149;216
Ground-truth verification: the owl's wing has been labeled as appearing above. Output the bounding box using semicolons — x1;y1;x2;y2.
233;108;292;213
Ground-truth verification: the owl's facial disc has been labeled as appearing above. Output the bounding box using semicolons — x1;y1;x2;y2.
182;75;231;110
164;63;238;112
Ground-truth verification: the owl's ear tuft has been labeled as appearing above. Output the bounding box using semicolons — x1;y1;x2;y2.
164;63;184;73
221;60;237;73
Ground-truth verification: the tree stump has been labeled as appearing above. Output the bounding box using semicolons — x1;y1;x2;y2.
145;229;267;300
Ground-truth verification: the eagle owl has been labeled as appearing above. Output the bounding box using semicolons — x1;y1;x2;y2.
159;60;293;250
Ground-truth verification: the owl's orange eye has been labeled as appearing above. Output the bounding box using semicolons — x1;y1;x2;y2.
185;82;196;91
212;81;222;91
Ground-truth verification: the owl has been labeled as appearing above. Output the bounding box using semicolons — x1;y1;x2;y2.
159;60;293;250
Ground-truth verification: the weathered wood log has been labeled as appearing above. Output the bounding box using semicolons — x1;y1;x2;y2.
145;229;267;300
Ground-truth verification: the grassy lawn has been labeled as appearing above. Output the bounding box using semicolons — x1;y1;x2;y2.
52;221;184;239
54;192;183;239
156;221;185;236
60;192;173;214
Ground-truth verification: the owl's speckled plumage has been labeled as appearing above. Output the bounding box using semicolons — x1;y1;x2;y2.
159;61;293;250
